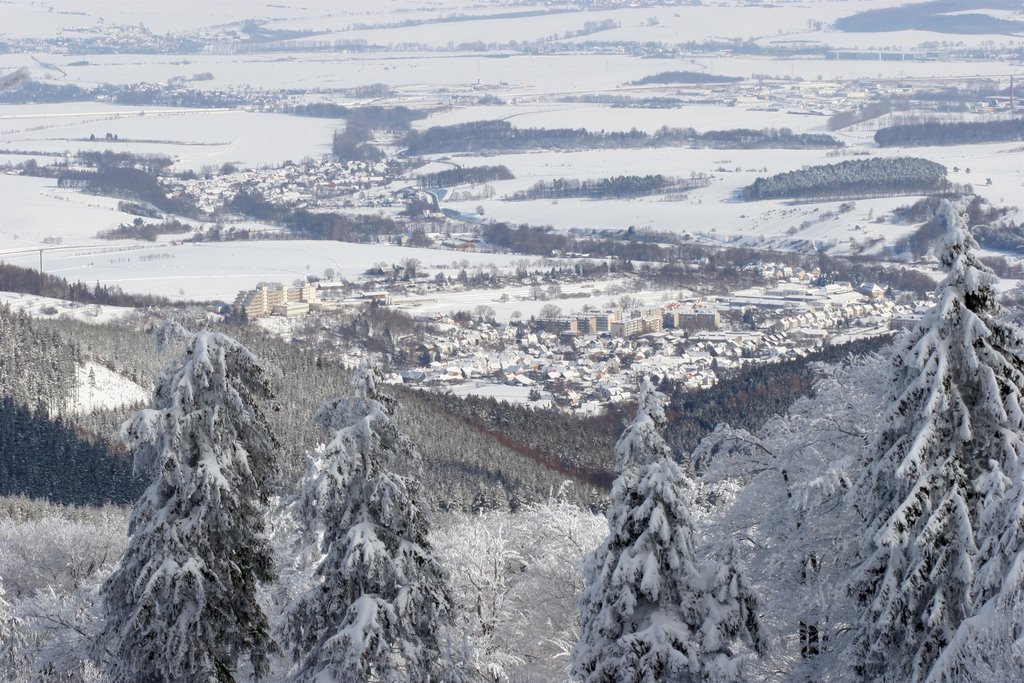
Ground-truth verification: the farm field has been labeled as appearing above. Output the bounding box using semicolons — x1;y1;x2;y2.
0;104;337;171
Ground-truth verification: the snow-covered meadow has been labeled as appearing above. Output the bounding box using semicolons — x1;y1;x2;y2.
1;239;533;301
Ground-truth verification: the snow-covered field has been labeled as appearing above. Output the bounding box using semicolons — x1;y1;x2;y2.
434;134;1023;252
0;291;137;324
70;361;149;415
3;51;1017;99
428;380;552;408
0;174;139;248
393;279;691;322
0;104;337;171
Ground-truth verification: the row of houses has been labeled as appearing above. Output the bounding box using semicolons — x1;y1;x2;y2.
538;303;721;339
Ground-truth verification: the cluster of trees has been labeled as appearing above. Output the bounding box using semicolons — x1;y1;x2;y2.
97;217;192;242
0;307;143;507
508;174;709;201
482;222;666;262
290;104;425;162
875;117;1024;147
0;490;604;682
974;222;1024;255
741;157;951;201
404;120;840;155
78;150;173;175
628;70;742;85
694;200;1024;681
227;189;404;242
573;379;764;681
828;98;905;131
58;166;193;216
0;305;79;415
417;164;513;189
893;194;1017;258
559;94;685;109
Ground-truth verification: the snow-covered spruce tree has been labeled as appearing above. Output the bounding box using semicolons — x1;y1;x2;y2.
98;330;280;682
849;199;1024;682
284;365;465;682
572;378;764;683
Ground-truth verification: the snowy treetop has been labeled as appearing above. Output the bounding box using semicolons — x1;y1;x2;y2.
615;377;673;473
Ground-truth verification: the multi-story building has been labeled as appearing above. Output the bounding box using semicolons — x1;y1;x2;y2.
234;283;320;319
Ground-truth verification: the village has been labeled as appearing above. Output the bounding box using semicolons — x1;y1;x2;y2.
161;158;397;214
231;259;924;414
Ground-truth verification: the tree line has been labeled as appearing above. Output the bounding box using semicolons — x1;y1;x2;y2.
481;222;938;295
874;117;1024;147
0;264;170;308
97;217;193;242
403;119;841;155
508;174;710;201
628;70;742;85
417;164;513;189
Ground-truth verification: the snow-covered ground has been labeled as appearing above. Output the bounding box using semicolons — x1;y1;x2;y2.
428;380;552;408
70;360;149;415
435;133;1023;253
0;291;137;324
0;174;140;249
0;104;337;171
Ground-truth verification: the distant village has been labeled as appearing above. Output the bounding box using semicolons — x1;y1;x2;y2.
163;159;396;214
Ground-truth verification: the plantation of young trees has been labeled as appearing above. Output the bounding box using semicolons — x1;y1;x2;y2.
741;157;952;202
0;198;1022;681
